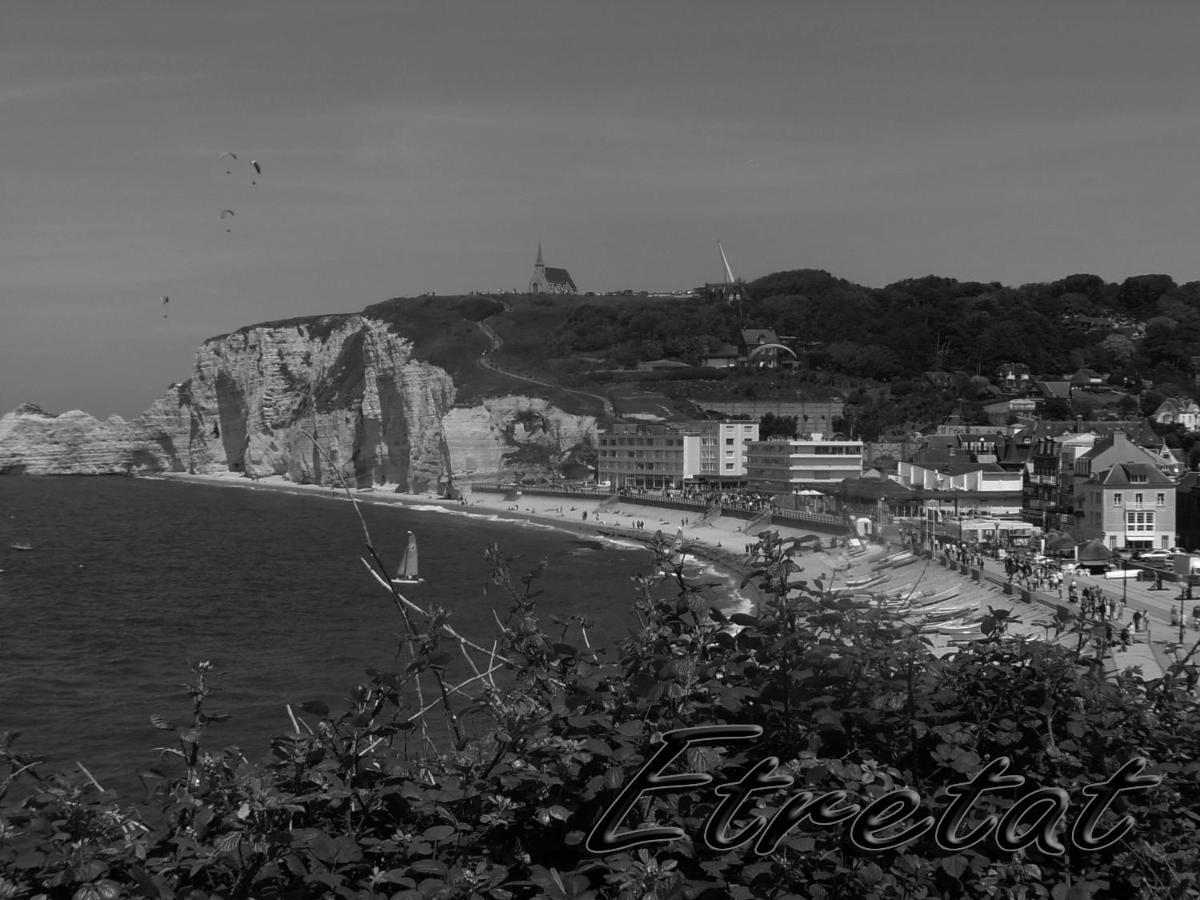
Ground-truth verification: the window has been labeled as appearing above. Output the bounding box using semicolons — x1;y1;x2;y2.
1157;492;1166;507
1134;493;1144;505
725;438;734;446
1113;493;1123;506
1126;511;1155;532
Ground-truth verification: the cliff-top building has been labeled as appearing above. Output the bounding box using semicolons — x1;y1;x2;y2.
528;243;577;294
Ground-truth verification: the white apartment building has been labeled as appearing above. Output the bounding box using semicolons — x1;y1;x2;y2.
692;420;759;480
596;420;759;489
745;435;864;492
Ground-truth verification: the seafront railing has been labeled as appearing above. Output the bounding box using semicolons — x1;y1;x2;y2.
466;484;847;532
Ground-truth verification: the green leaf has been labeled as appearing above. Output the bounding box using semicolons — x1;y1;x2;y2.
939;855;968;879
422;825;457;842
410;859;449;876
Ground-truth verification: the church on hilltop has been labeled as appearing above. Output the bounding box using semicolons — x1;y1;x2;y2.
528;243;577;294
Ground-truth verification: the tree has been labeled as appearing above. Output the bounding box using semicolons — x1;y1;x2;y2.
1042;397;1072;419
759;412;798;439
1141;389;1167;418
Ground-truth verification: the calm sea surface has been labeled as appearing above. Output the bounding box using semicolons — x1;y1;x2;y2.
0;477;715;795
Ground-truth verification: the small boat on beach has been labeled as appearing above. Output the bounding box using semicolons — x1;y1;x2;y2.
391;531;424;585
10;543;32;552
845;574;886;589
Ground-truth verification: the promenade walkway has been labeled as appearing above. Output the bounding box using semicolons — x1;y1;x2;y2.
924;551;1194;683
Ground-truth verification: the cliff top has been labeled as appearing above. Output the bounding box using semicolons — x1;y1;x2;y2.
12;402;52;417
207;313;358;345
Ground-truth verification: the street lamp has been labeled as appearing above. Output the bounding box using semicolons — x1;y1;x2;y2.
1179;577;1188;644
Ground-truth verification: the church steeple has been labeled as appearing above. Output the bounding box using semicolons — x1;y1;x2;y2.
529;242;577;294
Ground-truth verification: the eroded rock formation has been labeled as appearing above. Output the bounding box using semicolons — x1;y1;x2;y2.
1;316;596;488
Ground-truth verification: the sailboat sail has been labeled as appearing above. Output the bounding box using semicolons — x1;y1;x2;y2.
393;531;422;583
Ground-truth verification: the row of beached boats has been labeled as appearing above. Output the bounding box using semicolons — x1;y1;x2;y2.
814;577;987;636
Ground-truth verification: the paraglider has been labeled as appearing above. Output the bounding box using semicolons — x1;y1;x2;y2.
162;296;169;319
250;160;261;185
220;151;238;175
220;209;235;232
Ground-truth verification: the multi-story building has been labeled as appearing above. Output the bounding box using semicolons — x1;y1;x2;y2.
691;420;759;480
745;435;864;492
596;421;758;489
894;460;1024;516
1019;422;1170;530
1076;462;1176;551
596;422;691;490
1067;431;1176;522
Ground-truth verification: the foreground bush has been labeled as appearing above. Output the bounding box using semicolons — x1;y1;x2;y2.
2;529;1200;899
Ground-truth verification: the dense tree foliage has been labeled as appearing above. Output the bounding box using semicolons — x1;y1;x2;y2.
529;271;1200;399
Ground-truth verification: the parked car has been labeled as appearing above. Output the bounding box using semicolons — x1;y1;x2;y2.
1138;549;1173;562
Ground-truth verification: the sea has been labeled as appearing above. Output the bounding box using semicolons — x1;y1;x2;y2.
0;476;744;797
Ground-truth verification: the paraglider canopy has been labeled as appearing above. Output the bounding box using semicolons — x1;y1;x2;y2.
747;343;798;360
220;151;237;174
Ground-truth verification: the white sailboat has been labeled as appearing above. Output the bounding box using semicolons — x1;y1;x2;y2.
391;531;424;585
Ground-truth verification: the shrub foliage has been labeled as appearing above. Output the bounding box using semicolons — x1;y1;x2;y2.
3;528;1200;899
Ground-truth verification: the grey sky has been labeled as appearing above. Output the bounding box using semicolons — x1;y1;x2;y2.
4;1;1200;416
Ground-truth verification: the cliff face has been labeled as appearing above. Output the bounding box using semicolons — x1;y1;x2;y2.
0;317;596;488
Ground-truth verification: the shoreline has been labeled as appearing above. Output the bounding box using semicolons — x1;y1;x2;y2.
146;472;862;610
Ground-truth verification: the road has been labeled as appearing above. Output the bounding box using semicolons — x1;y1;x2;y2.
475;296;614;419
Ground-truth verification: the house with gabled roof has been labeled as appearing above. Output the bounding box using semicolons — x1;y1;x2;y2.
1076;461;1176;551
996;362;1032;393
1036;380;1073;401
738;328;782;368
1069;368;1105;390
1153;396;1200;430
701;342;740;369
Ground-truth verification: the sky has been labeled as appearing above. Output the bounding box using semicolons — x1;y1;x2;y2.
4;1;1200;417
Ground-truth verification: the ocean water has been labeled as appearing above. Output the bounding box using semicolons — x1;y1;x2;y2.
0;477;724;795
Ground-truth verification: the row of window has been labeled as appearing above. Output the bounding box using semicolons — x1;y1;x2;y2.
597;450;683;459
599;437;686;447
1112;492;1166;506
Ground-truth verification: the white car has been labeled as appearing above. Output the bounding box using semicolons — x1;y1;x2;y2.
1138;549;1173;562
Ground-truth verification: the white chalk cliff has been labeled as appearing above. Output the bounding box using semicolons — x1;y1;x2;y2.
0;314;596;488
